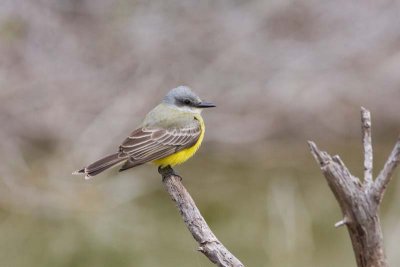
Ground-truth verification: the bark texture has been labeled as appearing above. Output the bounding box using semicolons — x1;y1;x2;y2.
308;107;400;267
159;166;244;267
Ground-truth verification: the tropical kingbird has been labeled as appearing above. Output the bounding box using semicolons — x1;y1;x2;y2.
73;86;215;179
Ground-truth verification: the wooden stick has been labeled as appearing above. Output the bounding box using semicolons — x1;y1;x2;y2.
361;107;373;188
159;166;244;267
373;136;400;203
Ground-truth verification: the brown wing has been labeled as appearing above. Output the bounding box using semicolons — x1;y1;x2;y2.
118;120;201;167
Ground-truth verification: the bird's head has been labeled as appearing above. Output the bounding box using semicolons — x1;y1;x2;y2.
163;86;216;113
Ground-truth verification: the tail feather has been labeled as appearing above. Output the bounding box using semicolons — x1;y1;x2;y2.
73;153;126;179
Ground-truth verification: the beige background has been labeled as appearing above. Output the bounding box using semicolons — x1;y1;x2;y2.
1;1;400;266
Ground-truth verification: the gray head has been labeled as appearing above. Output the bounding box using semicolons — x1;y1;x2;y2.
163;86;215;112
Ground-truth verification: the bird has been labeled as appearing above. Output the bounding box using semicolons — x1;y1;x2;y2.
73;86;215;180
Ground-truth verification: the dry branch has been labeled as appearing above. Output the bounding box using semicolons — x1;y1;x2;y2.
159;166;244;267
361;107;373;188
373;137;400;203
308;107;400;267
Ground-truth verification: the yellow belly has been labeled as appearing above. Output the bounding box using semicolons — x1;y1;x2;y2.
153;117;205;167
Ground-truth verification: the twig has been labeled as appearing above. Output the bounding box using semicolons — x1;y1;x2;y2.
159;166;244;267
373;136;400;203
361;107;373;188
308;107;400;267
334;216;348;228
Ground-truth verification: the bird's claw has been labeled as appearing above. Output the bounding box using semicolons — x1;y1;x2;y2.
158;165;182;181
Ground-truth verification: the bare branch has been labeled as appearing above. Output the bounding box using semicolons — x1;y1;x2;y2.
308;142;361;194
159;166;244;267
308;108;396;267
308;141;330;165
334;216;349;228
361;107;373;188
373;136;400;203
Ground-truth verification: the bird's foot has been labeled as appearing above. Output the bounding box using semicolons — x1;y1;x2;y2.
158;165;182;181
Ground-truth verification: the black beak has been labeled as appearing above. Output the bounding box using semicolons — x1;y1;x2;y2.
196;101;216;108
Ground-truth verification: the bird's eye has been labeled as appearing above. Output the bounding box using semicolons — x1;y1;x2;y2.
184;99;191;105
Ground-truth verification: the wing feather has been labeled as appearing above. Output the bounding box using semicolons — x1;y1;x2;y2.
118;119;201;166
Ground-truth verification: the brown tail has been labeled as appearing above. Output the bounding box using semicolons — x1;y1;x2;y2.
73;153;126;179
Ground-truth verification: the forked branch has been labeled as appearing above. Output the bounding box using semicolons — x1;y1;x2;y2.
308;107;400;267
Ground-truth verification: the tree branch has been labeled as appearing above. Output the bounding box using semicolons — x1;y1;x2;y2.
361;107;373;188
159;166;244;267
373;136;400;203
308;107;399;267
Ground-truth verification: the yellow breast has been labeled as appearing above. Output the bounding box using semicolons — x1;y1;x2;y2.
153;115;205;168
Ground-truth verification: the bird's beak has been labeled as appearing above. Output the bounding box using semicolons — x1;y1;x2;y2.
196;101;216;108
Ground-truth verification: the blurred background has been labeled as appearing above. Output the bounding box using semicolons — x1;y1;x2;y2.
1;0;400;266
